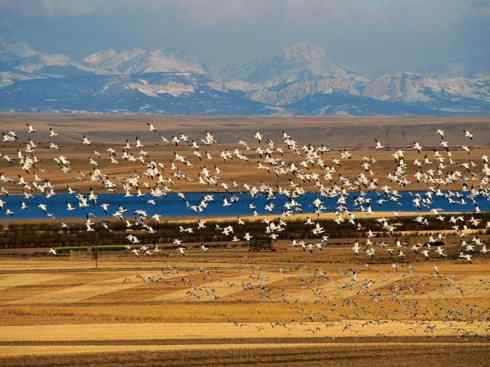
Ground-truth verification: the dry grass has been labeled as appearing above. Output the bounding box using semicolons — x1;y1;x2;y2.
2;114;490;365
1;114;490;194
0;254;489;365
3;343;490;367
1;321;489;344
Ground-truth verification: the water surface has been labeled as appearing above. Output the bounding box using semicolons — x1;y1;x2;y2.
0;191;487;220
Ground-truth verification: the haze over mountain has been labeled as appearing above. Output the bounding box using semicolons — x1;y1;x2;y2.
0;40;489;116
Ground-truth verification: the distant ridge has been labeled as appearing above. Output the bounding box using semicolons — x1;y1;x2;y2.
0;40;489;115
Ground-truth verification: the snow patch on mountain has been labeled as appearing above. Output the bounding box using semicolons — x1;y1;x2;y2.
18;54;75;73
84;49;205;75
222;42;369;105
207;80;259;93
0;71;39;87
363;72;490;103
1;40;489;115
0;40;37;59
127;80;195;97
0;40;91;75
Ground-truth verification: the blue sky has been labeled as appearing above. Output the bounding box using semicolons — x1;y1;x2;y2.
0;0;489;76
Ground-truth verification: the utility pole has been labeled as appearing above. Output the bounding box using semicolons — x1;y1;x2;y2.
94;246;99;269
93;230;99;270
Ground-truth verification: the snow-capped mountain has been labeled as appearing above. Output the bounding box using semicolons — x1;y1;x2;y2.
83;48;205;75
223;42;346;83
221;42;368;105
0;41;270;114
222;43;490;110
0;40;91;77
0;40;489;115
363;72;490;103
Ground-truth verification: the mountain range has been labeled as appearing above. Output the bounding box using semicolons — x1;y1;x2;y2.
1;40;489;115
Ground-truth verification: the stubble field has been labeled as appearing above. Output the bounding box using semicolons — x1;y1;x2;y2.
0;253;489;366
1;114;490;366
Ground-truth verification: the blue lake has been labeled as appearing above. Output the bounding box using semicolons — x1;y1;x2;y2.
0;191;488;220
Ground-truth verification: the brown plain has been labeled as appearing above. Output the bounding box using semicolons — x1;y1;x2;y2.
1;114;490;194
1;114;490;366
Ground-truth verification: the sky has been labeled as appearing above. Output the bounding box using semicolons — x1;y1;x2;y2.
0;0;489;77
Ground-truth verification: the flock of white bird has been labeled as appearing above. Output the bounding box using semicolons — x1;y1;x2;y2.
1;122;490;263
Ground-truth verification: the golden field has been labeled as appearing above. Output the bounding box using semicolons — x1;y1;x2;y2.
1;114;490;366
0;251;489;366
0;114;490;194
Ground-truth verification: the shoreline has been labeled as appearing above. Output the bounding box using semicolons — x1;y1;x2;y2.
0;211;463;225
